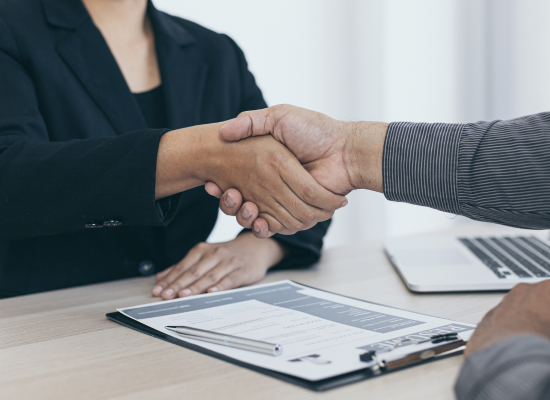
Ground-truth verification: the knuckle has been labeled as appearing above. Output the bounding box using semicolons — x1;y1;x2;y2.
300;210;317;224
205;270;219;282
173;263;186;273
269;219;284;233
221;276;234;288
260;214;281;233
301;185;317;204
167;283;180;292
186;284;201;294
214;246;229;256
188;266;201;279
196;242;210;251
161;275;177;287
289;219;304;232
278;223;292;234
157;280;168;288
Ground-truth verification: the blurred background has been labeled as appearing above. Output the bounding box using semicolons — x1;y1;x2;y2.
153;0;550;249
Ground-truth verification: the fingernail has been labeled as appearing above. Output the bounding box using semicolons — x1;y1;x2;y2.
209;287;219;293
164;288;174;298
152;285;163;296
180;288;192;297
242;205;252;219
224;192;236;207
253;223;260;233
341;200;348;208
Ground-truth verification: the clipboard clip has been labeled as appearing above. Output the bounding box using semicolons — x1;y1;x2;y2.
359;333;465;371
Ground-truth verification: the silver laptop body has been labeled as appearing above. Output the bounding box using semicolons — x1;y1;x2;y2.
384;233;550;292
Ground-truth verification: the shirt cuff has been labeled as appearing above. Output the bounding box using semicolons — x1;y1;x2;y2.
383;121;465;214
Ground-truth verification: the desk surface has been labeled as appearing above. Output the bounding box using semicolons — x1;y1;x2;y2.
2;224;526;400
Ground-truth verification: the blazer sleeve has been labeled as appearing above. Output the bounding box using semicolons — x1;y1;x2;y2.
0;18;178;239
223;34;331;269
455;335;550;400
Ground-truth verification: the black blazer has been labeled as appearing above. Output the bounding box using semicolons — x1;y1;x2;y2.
0;0;330;297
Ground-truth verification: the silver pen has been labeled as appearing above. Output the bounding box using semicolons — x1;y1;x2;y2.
165;326;283;356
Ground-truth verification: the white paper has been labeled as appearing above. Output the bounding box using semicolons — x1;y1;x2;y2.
118;280;475;381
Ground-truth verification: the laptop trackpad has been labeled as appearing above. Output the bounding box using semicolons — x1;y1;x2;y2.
396;249;472;267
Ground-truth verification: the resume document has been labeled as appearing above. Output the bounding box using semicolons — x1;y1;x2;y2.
118;281;474;381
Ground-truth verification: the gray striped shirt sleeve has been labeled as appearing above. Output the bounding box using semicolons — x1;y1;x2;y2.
455;335;550;400
383;112;550;229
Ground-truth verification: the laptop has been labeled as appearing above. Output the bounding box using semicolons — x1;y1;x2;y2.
384;233;550;292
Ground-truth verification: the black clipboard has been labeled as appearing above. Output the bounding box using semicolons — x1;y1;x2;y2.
106;282;468;391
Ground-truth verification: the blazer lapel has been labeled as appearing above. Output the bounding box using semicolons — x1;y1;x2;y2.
44;0;147;134
43;0;208;132
149;4;209;129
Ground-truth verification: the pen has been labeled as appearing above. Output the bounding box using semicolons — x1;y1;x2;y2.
165;326;283;356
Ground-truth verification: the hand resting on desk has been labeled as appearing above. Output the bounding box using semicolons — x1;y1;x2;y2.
152;232;285;300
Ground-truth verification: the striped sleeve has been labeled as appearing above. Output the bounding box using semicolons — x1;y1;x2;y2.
383;112;550;229
455;335;550;400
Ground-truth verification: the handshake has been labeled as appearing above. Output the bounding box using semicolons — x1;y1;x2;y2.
202;104;389;238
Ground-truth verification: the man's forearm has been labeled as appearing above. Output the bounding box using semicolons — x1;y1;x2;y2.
343;121;388;193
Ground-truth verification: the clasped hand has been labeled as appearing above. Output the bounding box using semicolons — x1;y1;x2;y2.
205;104;388;237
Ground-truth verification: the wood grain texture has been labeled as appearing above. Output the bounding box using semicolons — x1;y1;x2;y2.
2;224;528;400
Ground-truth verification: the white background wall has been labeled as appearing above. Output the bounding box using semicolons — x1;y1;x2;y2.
153;0;550;248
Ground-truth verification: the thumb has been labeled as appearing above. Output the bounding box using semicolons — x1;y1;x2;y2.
219;108;273;141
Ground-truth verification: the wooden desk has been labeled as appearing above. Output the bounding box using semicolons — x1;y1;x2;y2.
1;225;520;400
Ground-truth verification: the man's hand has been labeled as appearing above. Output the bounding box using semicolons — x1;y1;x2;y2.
221;105;357;195
465;281;550;358
205;105;388;237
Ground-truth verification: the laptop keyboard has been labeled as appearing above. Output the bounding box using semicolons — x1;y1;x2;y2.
475;238;532;277
458;236;550;279
459;238;507;278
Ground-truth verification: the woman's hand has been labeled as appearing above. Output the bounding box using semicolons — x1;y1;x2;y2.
152;232;286;300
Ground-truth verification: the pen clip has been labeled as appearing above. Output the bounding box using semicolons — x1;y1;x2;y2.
359;333;465;371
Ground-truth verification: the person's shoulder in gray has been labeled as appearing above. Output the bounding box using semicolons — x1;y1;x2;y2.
453;282;550;400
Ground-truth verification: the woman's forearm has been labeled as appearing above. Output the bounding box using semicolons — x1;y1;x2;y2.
155;122;225;200
236;232;287;268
